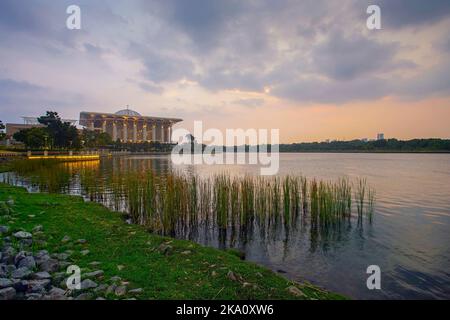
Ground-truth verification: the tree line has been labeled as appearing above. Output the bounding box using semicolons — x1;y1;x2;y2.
9;111;112;150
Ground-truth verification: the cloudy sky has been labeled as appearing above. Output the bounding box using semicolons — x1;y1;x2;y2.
1;0;450;142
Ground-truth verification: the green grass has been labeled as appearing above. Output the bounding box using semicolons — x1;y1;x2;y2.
0;183;345;300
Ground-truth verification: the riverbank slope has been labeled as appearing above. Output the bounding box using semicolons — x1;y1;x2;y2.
0;183;344;300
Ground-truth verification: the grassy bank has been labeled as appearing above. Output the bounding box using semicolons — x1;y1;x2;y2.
0;183;344;300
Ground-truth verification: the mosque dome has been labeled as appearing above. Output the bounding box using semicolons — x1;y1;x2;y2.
115;108;141;117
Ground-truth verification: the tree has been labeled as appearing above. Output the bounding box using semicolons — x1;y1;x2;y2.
81;129;112;148
37;111;80;149
0;120;5;141
13;127;49;149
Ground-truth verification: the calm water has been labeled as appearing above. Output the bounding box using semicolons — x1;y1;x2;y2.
4;153;450;299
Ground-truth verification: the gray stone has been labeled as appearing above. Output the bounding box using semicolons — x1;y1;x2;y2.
76;239;87;244
75;292;93;300
80;250;90;256
35;250;49;258
32;271;52;280
13;231;32;239
114;285;127;296
106;284;117;295
11;267;32;279
96;297;106;300
0;278;13;289
109;276;122;283
287;286;305;297
28;279;51;293
61;235;71;243
80;279;98;290
12;279;28;292
19;239;33;247
89;261;101;266
55;253;70;261
85;270;104;279
128;288;143;295
158;243;173;256
93;284;108;293
18;256;36;269
0;287;16;300
39;259;59;272
26;293;43;300
32;225;43;233
0;226;9;234
44;287;67;300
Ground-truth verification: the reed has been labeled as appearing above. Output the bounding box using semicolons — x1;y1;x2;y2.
7;159;377;239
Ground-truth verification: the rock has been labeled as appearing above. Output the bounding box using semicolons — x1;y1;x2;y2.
0;226;9;235
26;293;43;300
242;282;252;288
35;250;49;259
35;254;51;266
80;279;98;290
106;284;117;295
96;297;106;300
227;271;238;282
158;243;173;256
44;287;67;300
181;250;191;255
287;286;305;297
17;256;36;269
59;261;71;270
32;271;52;280
109;276;121;283
211;271;218;277
19;239;33;247
32;225;43;233
55;253;70;261
89;261;101;266
14;251;28;265
0;265;7;278
75;292;93;300
76;239;87;244
128;288;143;295
93;284;108;293
85;270;104;279
11;267;32;279
39;259;59;273
114;285;127;296
80;250;90;256
13;231;32;239
12;279;28;292
28;279;51;293
0;287;16;300
6;198;14;206
2;246;16;264
117;265;125;271
61;235;71;243
0;278;13;289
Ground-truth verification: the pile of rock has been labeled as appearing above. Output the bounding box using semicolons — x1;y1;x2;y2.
0;225;143;300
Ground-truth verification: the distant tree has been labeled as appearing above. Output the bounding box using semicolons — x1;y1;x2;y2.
37;111;80;149
0;120;5;141
81;129;112;148
13;127;49;149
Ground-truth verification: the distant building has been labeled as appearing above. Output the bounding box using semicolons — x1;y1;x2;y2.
377;133;385;141
79;108;183;143
5;116;77;145
361;138;368;142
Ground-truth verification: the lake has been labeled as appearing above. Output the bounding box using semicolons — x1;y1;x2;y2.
3;153;450;299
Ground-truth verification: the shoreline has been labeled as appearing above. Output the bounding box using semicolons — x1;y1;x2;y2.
0;183;345;300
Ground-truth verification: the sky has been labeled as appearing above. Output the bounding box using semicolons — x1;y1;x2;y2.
1;0;450;143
